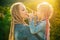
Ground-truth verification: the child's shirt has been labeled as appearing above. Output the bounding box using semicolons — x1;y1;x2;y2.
29;18;46;40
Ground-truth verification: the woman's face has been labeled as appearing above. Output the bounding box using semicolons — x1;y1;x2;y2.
19;5;29;19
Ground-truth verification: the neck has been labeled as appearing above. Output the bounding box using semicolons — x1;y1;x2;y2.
23;18;28;26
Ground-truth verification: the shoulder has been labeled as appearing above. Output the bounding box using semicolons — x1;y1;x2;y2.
14;24;26;30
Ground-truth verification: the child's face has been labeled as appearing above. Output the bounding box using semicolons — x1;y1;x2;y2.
37;5;51;19
19;5;29;19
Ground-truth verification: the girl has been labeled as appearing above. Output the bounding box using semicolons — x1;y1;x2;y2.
29;2;53;40
9;2;38;40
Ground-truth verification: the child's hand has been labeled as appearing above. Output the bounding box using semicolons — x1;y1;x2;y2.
29;13;34;21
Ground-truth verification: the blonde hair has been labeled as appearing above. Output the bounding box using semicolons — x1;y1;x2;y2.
37;2;53;19
9;2;26;40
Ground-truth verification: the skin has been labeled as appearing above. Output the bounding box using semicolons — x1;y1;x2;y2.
37;5;51;21
19;5;29;19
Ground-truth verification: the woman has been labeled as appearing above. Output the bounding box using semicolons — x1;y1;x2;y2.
9;2;38;40
29;2;53;40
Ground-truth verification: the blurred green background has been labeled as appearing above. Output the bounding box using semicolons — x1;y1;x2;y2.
0;0;60;40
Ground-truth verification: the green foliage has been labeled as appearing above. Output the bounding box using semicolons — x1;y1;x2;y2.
0;6;11;40
50;1;60;40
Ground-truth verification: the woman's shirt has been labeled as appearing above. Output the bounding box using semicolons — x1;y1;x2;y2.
14;24;39;40
29;18;46;40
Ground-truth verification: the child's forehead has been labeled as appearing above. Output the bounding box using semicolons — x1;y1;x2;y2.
37;5;53;13
37;2;53;10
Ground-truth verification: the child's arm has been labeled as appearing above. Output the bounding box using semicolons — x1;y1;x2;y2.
29;18;46;34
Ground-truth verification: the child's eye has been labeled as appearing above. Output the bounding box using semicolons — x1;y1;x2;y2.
22;9;24;11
